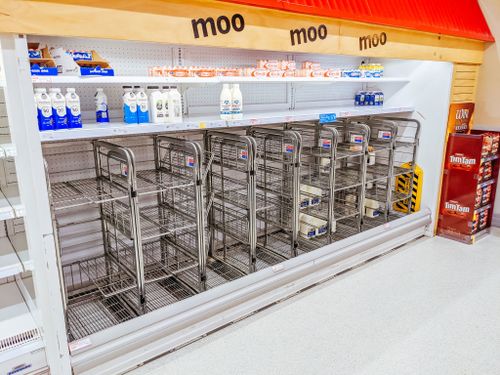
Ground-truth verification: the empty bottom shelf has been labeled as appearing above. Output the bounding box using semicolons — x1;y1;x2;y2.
213;243;288;273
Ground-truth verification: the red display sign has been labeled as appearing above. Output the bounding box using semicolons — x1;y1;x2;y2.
437;132;500;244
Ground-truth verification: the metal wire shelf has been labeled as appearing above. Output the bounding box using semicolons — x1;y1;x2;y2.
135;169;194;196
362;212;406;230
213;243;287;272
257;231;294;259
51;177;128;210
364;187;411;204
66;292;136;341
211;173;272;212
124;278;195;313
102;201;197;241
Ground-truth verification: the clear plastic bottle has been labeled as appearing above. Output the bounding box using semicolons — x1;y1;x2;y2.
162;86;171;123
168;87;183;123
65;88;82;128
94;88;109;123
148;86;164;124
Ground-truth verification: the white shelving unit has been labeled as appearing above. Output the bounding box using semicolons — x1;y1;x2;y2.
0;234;30;278
0;278;43;362
39;105;414;142
0;36;51;375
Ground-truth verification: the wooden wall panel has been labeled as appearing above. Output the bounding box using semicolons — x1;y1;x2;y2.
451;64;480;103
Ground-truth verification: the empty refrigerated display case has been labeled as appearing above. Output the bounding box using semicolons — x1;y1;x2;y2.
42;117;419;343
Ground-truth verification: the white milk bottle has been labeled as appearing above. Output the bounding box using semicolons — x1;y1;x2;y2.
148;86;164;124
94;88;109;123
49;88;68;130
34;88;53;131
168;87;183;123
230;84;243;120
123;86;138;124
161;86;171;123
65;88;82;128
134;86;149;124
220;84;232;120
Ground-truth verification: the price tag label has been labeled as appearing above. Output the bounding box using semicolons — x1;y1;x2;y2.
284;143;294;153
350;134;364;144
378;130;392;140
199;122;207;129
239;148;248;160
320;138;331;149
249;118;258;125
120;163;128;177
185;156;195;167
319;113;337;124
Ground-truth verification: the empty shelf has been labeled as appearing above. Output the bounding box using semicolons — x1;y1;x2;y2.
0;233;31;278
0;279;43;361
0;185;24;220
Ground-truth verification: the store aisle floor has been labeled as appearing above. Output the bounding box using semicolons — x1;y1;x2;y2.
128;228;500;375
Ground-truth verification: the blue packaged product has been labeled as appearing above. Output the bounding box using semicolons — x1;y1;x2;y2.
359;91;366;106
350;69;362;78
28;49;42;59
369;92;376;106
34;88;53;131
49;88;68;130
69;50;93;61
364;91;370;106
134;87;149;124
355;91;361;106
65;88;82;128
123;86;138;124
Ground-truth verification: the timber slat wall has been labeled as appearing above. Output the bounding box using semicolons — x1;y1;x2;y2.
451;64;481;103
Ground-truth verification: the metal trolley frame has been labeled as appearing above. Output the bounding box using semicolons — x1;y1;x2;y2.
248;127;303;258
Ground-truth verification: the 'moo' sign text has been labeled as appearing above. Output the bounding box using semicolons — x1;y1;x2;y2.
192;14;245;39
359;32;387;51
290;25;327;46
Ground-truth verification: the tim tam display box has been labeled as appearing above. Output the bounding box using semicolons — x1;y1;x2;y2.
437;132;499;244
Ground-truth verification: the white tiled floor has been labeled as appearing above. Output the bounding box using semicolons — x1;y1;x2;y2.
129;228;500;375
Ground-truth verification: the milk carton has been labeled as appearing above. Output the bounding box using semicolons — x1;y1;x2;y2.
34;88;53;131
134;86;149;124
65;88;82;128
49;88;67;130
148;86;164;124
94;88;109;123
123;86;138;124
